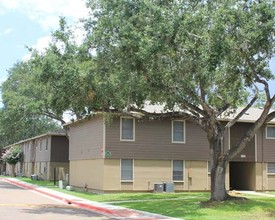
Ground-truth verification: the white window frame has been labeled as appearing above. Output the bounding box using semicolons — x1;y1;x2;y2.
267;163;275;175
207;161;212;175
120;117;135;141
45;137;48;151
172;120;186;143
172;160;184;182
120;159;134;182
266;126;275;139
39;139;42;151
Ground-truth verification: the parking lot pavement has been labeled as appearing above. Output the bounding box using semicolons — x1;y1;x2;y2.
3;178;180;220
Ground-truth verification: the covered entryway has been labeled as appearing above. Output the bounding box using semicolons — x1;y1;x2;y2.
229;162;256;190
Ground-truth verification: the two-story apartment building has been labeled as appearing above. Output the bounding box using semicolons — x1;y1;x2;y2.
4;132;69;181
67;106;275;193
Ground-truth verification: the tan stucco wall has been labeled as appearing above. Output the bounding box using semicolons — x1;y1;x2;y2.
70;158;231;192
102;159;210;191
255;162;267;190
103;159;120;190
48;162;69;181
134;160;172;191
70;159;104;191
267;175;275;190
185;161;208;191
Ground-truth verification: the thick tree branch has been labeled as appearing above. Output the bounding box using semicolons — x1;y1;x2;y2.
226;98;272;161
43;111;66;124
225;94;258;129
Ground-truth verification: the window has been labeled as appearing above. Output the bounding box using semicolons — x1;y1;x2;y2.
46;138;48;151
121;159;133;181
173;160;184;181
39;139;42;151
268;163;275;174
44;162;48;174
266;126;275;139
120;117;135;141
172;120;185;143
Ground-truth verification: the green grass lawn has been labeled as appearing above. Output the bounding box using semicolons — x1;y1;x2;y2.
13;177;275;220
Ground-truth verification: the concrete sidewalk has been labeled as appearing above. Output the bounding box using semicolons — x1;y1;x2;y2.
234;190;275;197
3;178;180;220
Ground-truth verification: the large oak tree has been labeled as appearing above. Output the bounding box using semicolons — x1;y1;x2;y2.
84;0;275;201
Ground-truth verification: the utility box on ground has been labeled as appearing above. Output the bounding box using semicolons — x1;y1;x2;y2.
154;183;164;192
164;182;174;192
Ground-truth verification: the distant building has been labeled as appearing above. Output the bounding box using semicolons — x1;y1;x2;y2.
3;132;69;181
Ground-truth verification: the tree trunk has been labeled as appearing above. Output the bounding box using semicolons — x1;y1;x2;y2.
11;164;16;177
209;133;231;201
210;160;230;201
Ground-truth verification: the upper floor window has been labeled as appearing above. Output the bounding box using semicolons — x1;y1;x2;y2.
46;138;48;151
266;126;275;139
267;163;275;174
39;140;42;151
173;160;184;181
172;120;185;143
120;117;135;141
121;159;133;181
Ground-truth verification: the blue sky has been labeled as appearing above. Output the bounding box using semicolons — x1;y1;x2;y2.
0;0;88;86
0;1;274;104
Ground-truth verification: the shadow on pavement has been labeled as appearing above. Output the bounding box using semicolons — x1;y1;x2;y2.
0;182;24;190
20;204;117;219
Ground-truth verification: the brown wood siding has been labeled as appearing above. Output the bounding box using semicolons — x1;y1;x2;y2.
105;118;210;160
22;141;36;163
230;122;255;162
51;136;69;162
256;128;264;163
262;127;275;162
35;137;51;162
69;116;104;160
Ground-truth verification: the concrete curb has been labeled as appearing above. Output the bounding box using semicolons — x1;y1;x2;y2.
3;178;179;220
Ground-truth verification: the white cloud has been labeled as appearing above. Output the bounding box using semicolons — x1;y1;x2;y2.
22;35;53;61
0;27;14;36
0;0;89;31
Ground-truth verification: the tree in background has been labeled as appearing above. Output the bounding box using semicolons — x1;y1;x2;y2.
84;0;275;201
0;62;62;148
2;145;23;177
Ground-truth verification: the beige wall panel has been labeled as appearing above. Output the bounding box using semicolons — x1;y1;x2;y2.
121;182;133;191
255;162;267;191
70;159;104;191
104;159;121;190
134;160;171;191
267;175;275;190
185;161;208;191
48;162;70;181
70;116;104;160
207;175;211;191
174;182;184;191
225;166;230;190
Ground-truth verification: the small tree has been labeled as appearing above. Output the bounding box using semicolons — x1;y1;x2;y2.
2;145;23;177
